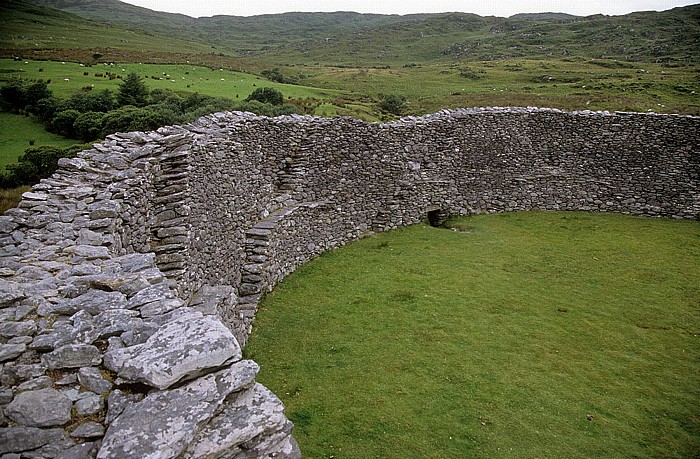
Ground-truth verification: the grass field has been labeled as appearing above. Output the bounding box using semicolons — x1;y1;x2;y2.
245;211;700;459
0;112;77;171
304;58;700;115
0;58;344;101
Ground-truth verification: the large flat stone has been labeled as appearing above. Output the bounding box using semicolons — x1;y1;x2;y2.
42;344;102;369
0;343;26;362
103;310;241;389
0;427;67;454
181;383;291;458
52;290;127;315
97;361;259;459
4;388;72;427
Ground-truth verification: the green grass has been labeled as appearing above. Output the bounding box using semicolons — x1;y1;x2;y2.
0;58;344;101
0;112;77;170
303;59;700;115
0;0;213;55
245;211;700;459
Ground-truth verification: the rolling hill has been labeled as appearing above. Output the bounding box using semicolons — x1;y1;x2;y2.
16;0;700;66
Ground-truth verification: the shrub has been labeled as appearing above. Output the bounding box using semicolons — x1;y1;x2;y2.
64;89;115;113
246;87;284;106
261;69;299;85
1;144;86;187
0;80;27;112
30;96;61;123
0;80;54;113
100;106;167;136
24;81;53;107
378;93;406;115
73;111;105;141
50;109;81;138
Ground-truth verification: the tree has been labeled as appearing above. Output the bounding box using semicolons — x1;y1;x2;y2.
63;90;114;113
117;72;149;107
246;87;284;106
24;81;52;107
30;97;61;123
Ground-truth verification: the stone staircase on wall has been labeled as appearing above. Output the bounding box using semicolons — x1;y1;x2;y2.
0;127;301;459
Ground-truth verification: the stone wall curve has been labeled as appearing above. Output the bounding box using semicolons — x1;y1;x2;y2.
0;107;698;458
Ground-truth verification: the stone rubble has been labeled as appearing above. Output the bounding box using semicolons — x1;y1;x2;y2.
0;107;697;458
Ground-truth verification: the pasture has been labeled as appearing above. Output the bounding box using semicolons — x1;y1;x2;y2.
0;58;344;101
246;211;700;459
0;112;77;171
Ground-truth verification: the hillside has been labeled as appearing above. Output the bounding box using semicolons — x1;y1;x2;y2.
19;0;700;65
21;0;435;54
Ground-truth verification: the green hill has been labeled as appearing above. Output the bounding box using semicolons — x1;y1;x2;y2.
0;0;214;55
18;0;700;66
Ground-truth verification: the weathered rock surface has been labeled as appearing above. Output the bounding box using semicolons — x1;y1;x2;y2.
182;383;296;458
78;366;113;394
42;343;102;369
70;421;105;438
103;310;241;389
0;427;67;454
0;343;26;362
2;108;697;459
98;360;259;459
4;388;72;427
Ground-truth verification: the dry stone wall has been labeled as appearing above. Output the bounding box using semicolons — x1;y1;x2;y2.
0;107;698;458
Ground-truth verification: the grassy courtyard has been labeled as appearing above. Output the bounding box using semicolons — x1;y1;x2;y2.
245;211;700;458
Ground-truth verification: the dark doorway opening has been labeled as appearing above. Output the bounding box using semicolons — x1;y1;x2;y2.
427;208;450;227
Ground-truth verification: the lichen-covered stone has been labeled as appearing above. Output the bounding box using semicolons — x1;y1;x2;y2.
4;389;72;427
0;343;26;362
78;367;113;394
0;321;36;338
103;310;241;389
70;421;105;438
105;389;145;425
74;393;104;416
50;289;127;315
0;427;67;455
98;361;259;459
42;344;102;369
182;383;292;458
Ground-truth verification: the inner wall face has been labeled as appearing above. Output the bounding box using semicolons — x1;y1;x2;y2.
171;109;699;339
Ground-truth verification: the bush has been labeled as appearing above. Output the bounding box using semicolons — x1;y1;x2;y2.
0;80;54;113
63;89;115;113
232;100;301;117
30;96;61;123
1;144;87;187
246;87;284;106
0;80;28;112
261;69;299;85
24;81;52;107
100;106;167;136
73;111;105;141
378;93;406;115
50;109;81;138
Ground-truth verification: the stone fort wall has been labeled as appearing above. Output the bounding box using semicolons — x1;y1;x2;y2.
0;107;698;458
